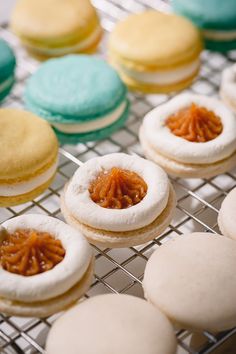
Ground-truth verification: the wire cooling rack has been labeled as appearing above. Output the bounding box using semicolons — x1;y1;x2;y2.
1;0;236;353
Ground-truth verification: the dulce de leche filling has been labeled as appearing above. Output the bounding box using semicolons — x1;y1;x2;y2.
0;229;65;276
166;103;223;142
89;167;147;209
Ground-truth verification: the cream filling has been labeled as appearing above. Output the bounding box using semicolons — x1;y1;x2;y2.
0;76;14;93
141;93;236;165
64;153;170;232
53;101;127;134
119;59;199;85
203;29;236;41
0;160;58;197
26;26;102;55
0;214;92;302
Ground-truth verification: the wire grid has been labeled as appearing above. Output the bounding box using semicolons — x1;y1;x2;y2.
1;0;236;353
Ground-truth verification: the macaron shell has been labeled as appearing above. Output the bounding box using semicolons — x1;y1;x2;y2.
24;55;127;121
0;109;58;181
109;11;202;69
205;38;236;52
0;40;16;81
0;78;15;102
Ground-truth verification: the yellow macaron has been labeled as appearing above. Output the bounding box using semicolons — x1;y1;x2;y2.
10;0;102;59
108;10;203;93
0;109;58;207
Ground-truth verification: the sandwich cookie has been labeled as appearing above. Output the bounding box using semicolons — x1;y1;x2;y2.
0;214;93;317
143;233;236;331
46;294;177;354
24;55;129;144
10;0;102;59
172;0;236;52
220;64;236;114
108;10;202;93
61;153;176;248
0;109;58;207
139;93;236;178
0;40;16;102
218;187;236;240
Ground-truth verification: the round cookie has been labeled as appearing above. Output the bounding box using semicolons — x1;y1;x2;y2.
0;39;16;102
10;0;102;59
61;153;176;248
172;0;236;52
220;64;236;114
46;294;177;354
218;187;236;240
24;55;129;144
0;109;58;207
0;214;93;317
139;93;236;178
108;10;202;93
143;233;236;331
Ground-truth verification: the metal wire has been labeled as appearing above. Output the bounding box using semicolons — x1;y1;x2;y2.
0;0;236;353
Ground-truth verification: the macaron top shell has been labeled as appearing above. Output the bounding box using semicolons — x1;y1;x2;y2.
0;40;16;81
46;294;177;354
173;0;236;30
109;10;202;69
143;233;236;331
0;109;58;181
218;187;236;240
24;55;127;123
11;0;99;41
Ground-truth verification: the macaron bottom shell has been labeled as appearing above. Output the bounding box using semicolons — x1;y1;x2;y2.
205;38;236;52
0;78;15;102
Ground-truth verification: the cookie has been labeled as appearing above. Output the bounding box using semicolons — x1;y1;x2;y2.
220;64;236;114
61;153;176;248
0;214;93;317
173;0;236;52
143;232;236;331
218;187;236;240
139;93;236;178
108;10;202;93
10;0;102;59
46;294;177;354
24;55;129;144
0;109;58;207
0;39;16;101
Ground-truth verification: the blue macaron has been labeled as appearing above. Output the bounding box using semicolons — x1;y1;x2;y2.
24;55;129;144
0;39;16;101
172;0;236;52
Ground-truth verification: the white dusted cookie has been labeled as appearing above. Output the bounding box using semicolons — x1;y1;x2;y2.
0;214;93;317
220;64;236;114
140;93;236;178
218;187;236;240
46;294;177;354
61;153;176;248
143;233;236;331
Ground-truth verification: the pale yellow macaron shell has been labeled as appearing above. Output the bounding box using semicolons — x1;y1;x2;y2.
10;0;100;45
0;109;58;182
109;10;202;71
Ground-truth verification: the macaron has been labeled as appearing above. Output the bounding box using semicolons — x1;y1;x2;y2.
108;10;202;93
0;109;58;207
172;0;236;52
220;64;236;114
46;294;177;354
24;55;129;144
0;39;16;102
143;233;236;331
0;214;93;317
10;0;102;59
139;93;236;178
61;153;176;248
218;187;236;240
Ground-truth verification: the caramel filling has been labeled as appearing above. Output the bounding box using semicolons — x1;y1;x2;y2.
89;167;147;209
0;229;65;276
166;103;223;142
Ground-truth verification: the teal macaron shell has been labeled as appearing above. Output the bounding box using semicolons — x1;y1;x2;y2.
172;0;236;30
0;39;16;82
24;55;127;123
